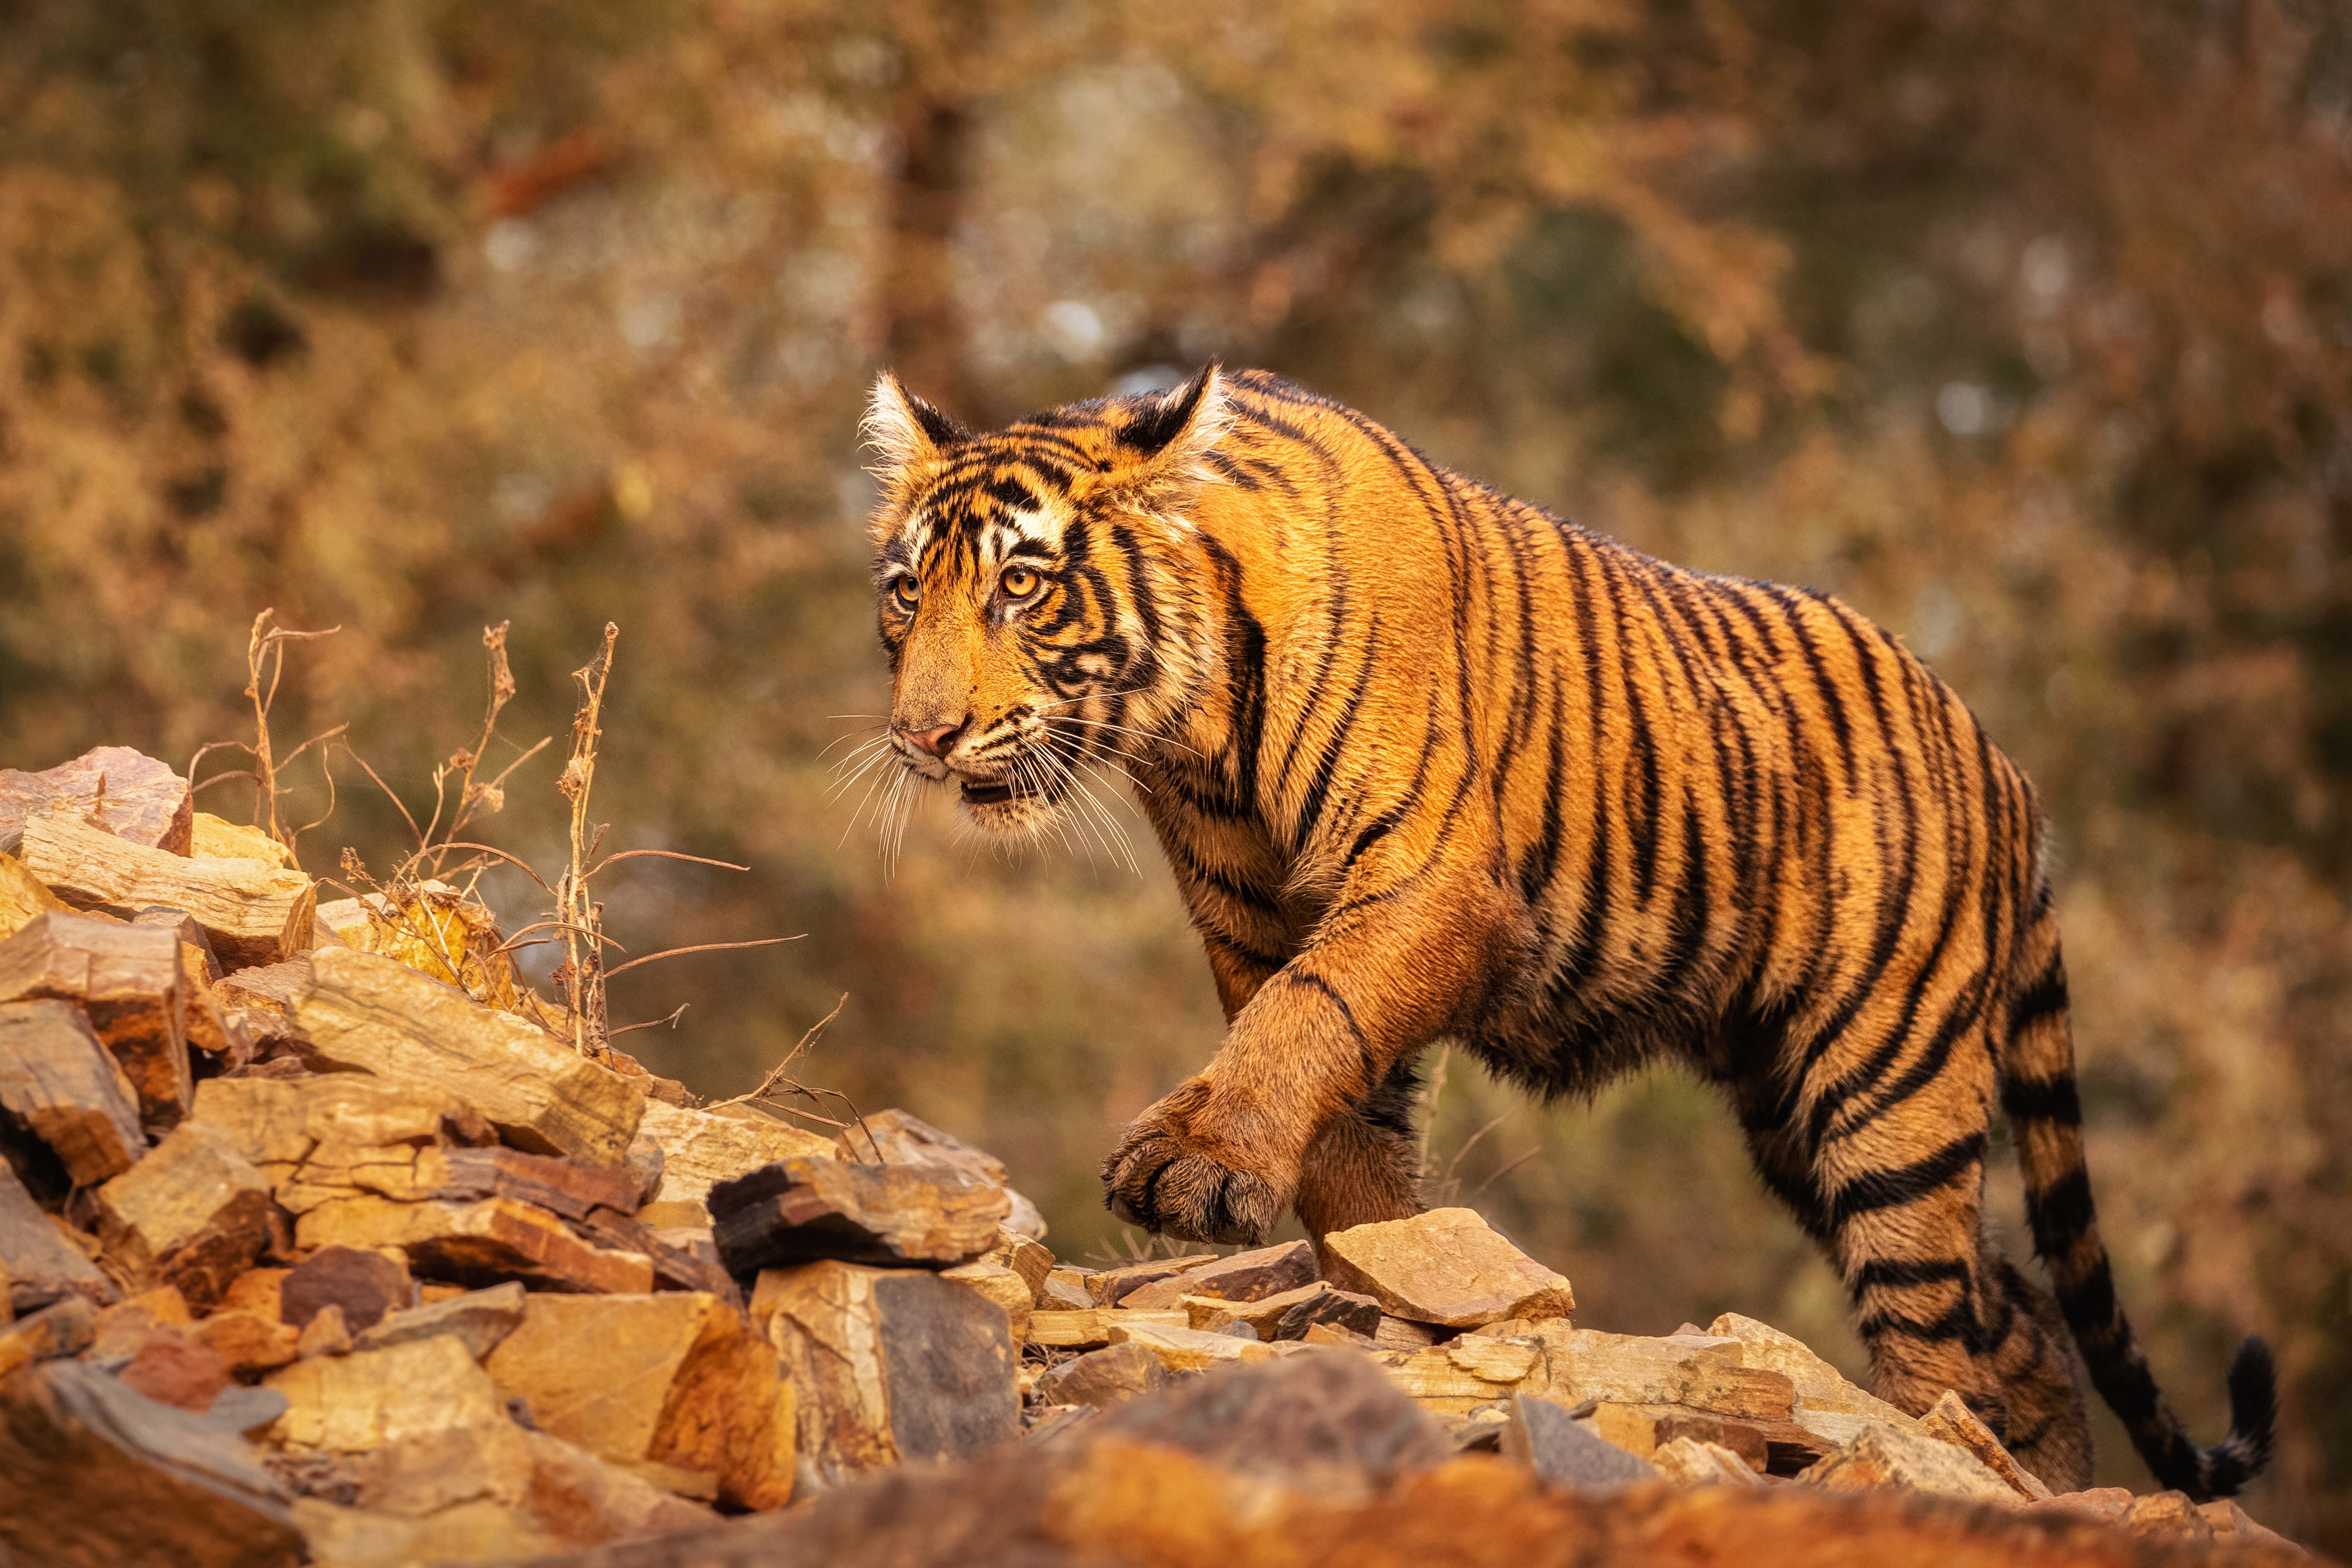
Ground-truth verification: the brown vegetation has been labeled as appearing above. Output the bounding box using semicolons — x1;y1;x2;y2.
0;0;2345;1548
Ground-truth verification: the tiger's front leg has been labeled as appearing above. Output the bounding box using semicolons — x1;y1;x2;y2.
1101;858;1525;1245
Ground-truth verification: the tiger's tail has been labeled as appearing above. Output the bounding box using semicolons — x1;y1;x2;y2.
2002;886;2276;1501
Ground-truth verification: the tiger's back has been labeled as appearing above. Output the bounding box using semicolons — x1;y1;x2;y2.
862;365;2275;1498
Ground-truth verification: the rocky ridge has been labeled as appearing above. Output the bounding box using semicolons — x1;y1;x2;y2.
0;746;2315;1566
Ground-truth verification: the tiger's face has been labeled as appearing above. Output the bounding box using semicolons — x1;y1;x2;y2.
863;366;1226;838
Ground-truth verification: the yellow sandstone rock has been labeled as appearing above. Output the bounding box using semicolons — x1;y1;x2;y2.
1321;1208;1574;1328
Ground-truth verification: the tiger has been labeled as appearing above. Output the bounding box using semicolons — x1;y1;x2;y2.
858;362;2275;1498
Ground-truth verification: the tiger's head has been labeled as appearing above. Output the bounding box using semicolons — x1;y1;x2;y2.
862;364;1228;837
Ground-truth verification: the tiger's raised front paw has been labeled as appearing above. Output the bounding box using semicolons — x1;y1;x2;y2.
1099;1081;1284;1245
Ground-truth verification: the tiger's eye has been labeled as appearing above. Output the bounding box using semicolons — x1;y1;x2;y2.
1002;566;1041;599
892;575;921;608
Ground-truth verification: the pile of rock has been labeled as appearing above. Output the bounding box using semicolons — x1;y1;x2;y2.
0;746;2312;1567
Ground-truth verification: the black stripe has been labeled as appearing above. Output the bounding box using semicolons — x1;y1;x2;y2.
1827;1131;1986;1227
2001;1073;2082;1125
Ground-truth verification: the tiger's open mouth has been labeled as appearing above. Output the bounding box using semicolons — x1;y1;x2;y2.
959;773;1045;807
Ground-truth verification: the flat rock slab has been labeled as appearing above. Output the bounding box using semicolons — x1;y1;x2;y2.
751;1258;1018;1488
1919;1387;2051;1499
20;815;314;969
1034;1342;1172;1410
0;997;146;1184
1321;1208;1574;1328
0;850;70;944
191;1072;488;1174
1080;1252;1219;1307
637;1099;835;1210
0;1158;116;1313
351;1280;527;1360
1530;1325;1798;1423
485;1290;795;1510
265;1333;508;1452
0;1358;302;1568
1116;1240;1316;1310
0;746;194;857
1504;1392;1663;1492
294;1194;655;1295
1803;1418;2023;1506
836;1106;1047;1240
1023;1308;1190;1349
711;1154;1008;1274
94;1121;276;1309
1185;1280;1381;1341
281;1244;414;1332
1106;1319;1274;1372
1705;1311;1916;1427
0;1294;98;1379
0;911;192;1132
940;1257;1032;1340
294;947;644;1167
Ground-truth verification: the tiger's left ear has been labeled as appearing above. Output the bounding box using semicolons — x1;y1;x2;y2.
1101;363;1228;501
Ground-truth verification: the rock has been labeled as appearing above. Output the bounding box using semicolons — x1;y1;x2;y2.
484;1291;795;1510
266;1333;509;1451
351;1280;528;1360
986;1227;1055;1299
709;1155;1009;1275
1321;1208;1575;1328
187;813;292;867
2197;1498;2304;1552
1037;1270;1094;1311
0;1358;303;1568
1090;1348;1456;1500
344;1416;711;1543
1116;1240;1318;1310
0;1158;115;1312
1801;1418;2022;1506
1917;1387;2051;1499
191;1072;490;1176
19;815;314;969
1376;1340;1540;1416
751;1258;1018;1487
572;1204;745;1305
281;1244;413;1332
88;1285;194;1359
190;1306;303;1376
1372;1314;1444;1351
0;1294;97;1379
1650;1435;1766;1486
1582;1402;1771;1471
1033;1342;1172;1409
1184;1280;1383;1340
93;1121;277;1309
837;1107;1048;1239
0;911;192;1132
293;1301;353;1356
1501;1391;1663;1492
0;997;146;1184
1104;1318;1276;1372
293;1194;656;1295
1704;1312;1916;1429
1303;1320;1379;1348
1023;1307;1190;1349
2122;1490;2214;1542
1081;1252;1220;1306
1536;1327;1798;1422
292;1495;556;1566
0;746;194;857
294;947;645;1165
633;1099;835;1210
118;1333;232;1412
940;1257;1032;1340
625;1132;665;1205
0;850;71;943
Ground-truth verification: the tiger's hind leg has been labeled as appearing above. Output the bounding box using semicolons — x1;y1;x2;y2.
1987;1253;2095;1492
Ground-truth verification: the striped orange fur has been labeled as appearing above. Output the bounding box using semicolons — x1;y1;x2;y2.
861;364;2274;1497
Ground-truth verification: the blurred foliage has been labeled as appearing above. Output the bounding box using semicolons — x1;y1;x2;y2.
1;0;2347;1542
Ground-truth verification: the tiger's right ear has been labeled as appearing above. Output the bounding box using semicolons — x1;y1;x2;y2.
863;372;970;485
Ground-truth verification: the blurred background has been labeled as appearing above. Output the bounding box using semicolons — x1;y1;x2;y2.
2;0;2346;1543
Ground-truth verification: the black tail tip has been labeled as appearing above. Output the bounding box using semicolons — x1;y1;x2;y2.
2201;1336;2278;1500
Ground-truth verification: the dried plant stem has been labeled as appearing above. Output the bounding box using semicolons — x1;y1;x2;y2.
230;608;341;851
556;623;620;1058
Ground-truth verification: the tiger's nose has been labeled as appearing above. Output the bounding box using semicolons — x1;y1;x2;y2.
899;719;966;758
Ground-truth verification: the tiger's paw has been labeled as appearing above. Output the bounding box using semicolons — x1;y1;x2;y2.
1100;1081;1285;1245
